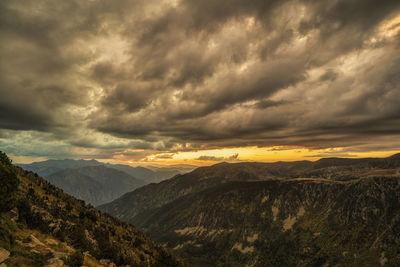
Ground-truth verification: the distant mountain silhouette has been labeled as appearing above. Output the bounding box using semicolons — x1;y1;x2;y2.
19;159;196;184
18;159;103;177
47;165;147;206
18;159;196;205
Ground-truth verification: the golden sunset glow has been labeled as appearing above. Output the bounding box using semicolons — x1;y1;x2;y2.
104;147;400;166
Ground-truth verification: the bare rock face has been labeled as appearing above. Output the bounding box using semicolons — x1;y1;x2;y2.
45;258;65;267
0;247;10;264
29;234;46;247
9;208;18;221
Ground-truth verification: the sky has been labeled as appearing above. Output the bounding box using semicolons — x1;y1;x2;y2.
1;0;400;166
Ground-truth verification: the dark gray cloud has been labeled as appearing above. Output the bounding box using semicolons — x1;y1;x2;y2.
1;0;400;160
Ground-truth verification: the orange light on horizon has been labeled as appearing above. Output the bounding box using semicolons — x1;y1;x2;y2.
119;146;400;166
9;146;400;167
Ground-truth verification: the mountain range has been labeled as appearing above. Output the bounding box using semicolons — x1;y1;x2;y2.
106;163;196;184
0;151;184;266
99;154;400;266
18;159;196;183
47;165;147;206
18;159;196;206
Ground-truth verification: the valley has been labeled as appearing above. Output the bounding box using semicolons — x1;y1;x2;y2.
18;160;195;206
99;154;400;266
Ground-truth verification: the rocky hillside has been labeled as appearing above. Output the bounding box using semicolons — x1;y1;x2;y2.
99;154;400;266
47;165;147;206
0;151;184;266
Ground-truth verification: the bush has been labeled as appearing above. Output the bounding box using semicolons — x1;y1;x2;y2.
62;251;84;267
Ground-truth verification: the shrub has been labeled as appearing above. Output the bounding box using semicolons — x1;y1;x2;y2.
62;251;84;267
0;151;12;166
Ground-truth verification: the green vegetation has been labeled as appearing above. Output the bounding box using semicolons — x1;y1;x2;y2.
0;151;13;166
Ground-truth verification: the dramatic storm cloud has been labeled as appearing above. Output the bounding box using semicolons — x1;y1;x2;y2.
1;0;400;163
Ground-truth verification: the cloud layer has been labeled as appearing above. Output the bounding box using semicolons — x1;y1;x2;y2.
1;0;400;161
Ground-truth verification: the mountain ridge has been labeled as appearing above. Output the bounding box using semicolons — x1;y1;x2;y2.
98;153;400;266
18;159;197;206
98;153;400;221
18;159;195;184
47;165;147;206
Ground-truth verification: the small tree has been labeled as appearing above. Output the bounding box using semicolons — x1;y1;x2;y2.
0;151;19;212
0;151;12;166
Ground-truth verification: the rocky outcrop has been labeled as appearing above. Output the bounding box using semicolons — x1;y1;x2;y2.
0;248;10;264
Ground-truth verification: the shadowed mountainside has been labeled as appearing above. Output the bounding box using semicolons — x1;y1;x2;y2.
99;154;400;266
136;178;400;266
47;165;147;206
99;154;400;221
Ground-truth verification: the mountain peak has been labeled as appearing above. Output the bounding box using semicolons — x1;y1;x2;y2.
388;153;400;159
